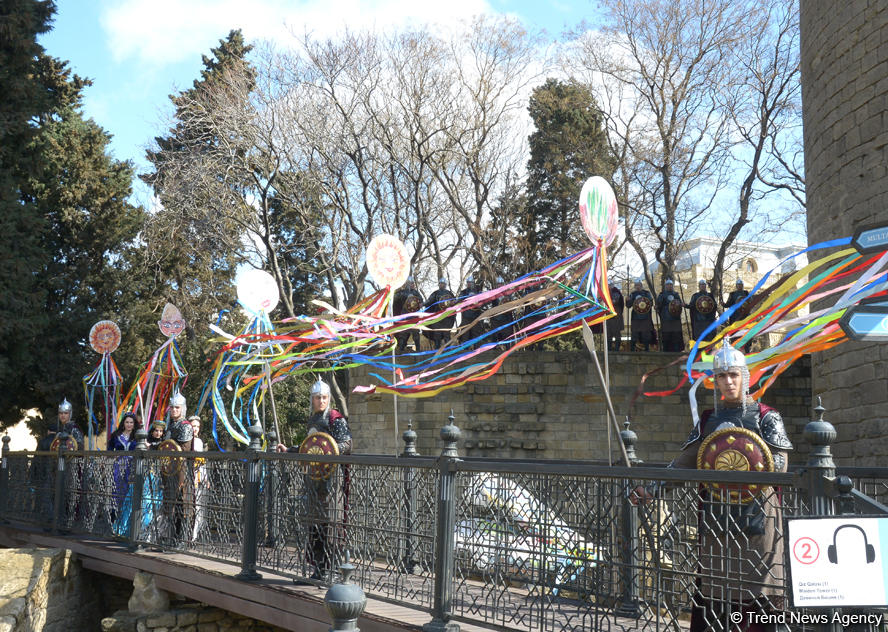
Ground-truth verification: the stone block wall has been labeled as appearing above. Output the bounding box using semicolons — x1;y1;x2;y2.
347;350;813;466
801;2;888;465
0;548;108;632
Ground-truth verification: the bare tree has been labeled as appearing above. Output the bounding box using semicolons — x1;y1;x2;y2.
570;0;750;289
709;0;804;302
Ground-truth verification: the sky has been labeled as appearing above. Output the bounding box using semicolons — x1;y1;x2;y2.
39;0;596;208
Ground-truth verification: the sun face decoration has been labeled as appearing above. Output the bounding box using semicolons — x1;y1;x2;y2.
158;303;186;338
89;320;121;354
366;234;409;289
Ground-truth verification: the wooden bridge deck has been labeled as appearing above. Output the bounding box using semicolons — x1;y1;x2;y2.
0;523;496;632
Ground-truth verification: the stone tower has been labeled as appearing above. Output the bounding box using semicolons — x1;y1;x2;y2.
800;3;888;464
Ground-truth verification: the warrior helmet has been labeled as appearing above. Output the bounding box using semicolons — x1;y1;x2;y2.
664;279;674;286
58;398;73;414
310;379;331;398
735;278;744;287
711;339;750;413
170;420;194;444
438;277;447;285
698;279;707;287
169;390;187;417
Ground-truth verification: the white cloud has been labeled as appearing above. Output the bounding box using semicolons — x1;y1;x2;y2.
101;0;494;66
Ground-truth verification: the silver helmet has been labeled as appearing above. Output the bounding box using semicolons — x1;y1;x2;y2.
58;398;73;414
310;379;331;398
169;390;187;417
711;339;750;412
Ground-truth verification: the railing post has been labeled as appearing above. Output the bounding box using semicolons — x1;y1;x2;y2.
802;398;841;632
128;429;148;551
237;424;264;581
264;429;277;547
802;397;836;517
617;419;643;618
0;435;10;524
423;411;460;632
52;430;70;534
402;421;419;574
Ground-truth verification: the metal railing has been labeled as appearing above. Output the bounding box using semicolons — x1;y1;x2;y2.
0;403;886;632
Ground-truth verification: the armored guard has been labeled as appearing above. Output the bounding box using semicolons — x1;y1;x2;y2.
627;279;655;351
393;276;424;353
424;277;457;349
57;398;84;448
606;281;625;352
164;391;194;450
278;379;353;580
669;340;792;631
687;279;718;342
656;279;684;352
725;279;751;325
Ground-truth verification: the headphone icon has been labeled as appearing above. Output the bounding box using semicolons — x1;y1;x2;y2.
827;524;876;564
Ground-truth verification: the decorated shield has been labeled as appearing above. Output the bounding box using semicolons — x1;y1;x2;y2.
668;298;683;317
50;434;79;452
697;427;775;503
633;296;652;315
404;294;422;313
156;439;184;475
695;294;716;315
299;431;340;481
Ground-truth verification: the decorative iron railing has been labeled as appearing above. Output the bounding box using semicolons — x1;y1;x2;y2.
0;407;885;632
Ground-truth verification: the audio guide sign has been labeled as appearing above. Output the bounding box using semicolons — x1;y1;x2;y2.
787;517;888;607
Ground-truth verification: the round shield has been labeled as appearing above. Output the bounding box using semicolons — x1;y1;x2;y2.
633;296;651;315
50;435;79;452
668;298;683;317
404;294;422;313
695;294;715;315
299;431;340;481
155;439;183;475
697;427;775;503
736;299;752;319
439;290;456;309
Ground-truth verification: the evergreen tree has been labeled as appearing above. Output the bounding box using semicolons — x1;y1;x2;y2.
0;1;148;427
524;79;614;265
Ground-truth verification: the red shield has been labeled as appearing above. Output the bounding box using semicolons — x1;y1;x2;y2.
634;296;651;314
697;427;774;503
155;439;183;475
695;295;715;315
668;298;683;317
299;431;340;481
49;435;79;452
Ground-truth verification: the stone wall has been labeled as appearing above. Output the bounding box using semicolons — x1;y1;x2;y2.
800;2;888;464
101;603;288;632
347;350;813;465
0;548;109;632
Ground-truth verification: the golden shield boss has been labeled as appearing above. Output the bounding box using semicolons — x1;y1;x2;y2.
299;431;340;481
634;296;651;314
697;427;774;504
695;294;715;315
156;439;183;475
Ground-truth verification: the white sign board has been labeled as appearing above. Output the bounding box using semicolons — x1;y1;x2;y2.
787;516;888;607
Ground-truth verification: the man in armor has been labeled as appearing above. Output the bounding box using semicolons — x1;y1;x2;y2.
656;279;684;352
687;279;718;342
57;398;84;447
637;340;792;631
277;380;352;581
725;279;751;325
489;277;514;343
160;391;194;546
627;279;655;351
424;277;457;349
458;276;486;349
392;276;424;353
606;281;625;352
